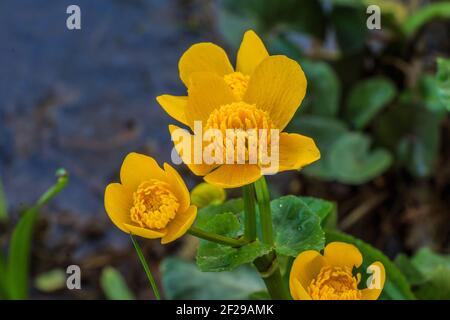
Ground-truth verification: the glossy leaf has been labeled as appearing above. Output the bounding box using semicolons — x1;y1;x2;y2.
196;213;271;272
271;196;325;257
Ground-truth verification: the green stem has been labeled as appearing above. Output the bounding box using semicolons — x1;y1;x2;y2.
188;226;248;247
242;184;257;242
130;235;161;300
254;253;290;300
254;176;273;246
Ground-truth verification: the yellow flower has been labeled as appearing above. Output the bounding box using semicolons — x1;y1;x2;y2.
104;152;197;244
289;242;386;300
157;30;320;188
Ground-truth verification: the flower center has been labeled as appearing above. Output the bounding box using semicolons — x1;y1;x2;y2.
223;72;250;100
308;266;361;300
204;102;275;164
130;180;179;229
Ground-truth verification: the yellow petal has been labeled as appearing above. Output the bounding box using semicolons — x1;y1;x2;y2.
163;162;190;213
323;242;363;269
186;72;236;127
124;223;167;239
244;55;307;130
179;43;234;87
204;164;261;189
278;132;320;172
120;152;167;190
361;262;386;300
289;250;327;294
104;183;133;233
156;95;188;125
291;278;312;300
169;124;218;176
161;205;197;244
236;30;269;75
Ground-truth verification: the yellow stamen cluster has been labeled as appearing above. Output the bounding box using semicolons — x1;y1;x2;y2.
130;180;179;229
308;266;361;300
223;72;250;100
204;102;275;163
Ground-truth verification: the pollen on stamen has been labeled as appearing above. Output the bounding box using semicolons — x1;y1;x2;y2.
130;180;179;230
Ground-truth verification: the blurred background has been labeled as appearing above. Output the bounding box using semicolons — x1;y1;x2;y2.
0;0;449;299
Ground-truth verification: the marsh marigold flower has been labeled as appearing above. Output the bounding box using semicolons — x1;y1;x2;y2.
289;242;386;300
157;30;320;188
104;153;197;244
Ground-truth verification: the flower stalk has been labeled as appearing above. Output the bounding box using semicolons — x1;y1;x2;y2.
188;226;248;247
254;176;273;246
242;184;257;242
130;234;161;300
245;176;290;300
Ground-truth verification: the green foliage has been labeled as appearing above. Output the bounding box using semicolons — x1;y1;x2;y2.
196;196;330;271
0;170;68;300
402;3;450;36
196;212;271;272
328;132;392;184
195;198;243;229
0;178;7;222
345;77;397;129
330;5;368;55
100;267;135;300
436;58;450;109
325;230;415;300
161;258;265;300
271;196;325;257
300;60;341;117
375;104;441;177
34;269;66;293
410;248;450;300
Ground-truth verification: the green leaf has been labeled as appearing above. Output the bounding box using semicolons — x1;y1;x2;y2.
329;132;392;184
409;248;450;300
345;77;397;129
325;230;415;300
196;213;271;272
100;267;135;300
419;75;447;112
34;269;67;293
288;115;348;180
271;196;325;257
300;196;337;229
375;104;441;177
195;198;243;229
402;3;450;36
436;57;450;109
6;170;68;299
161;257;265;300
394;254;426;286
6;206;39;299
0;178;7;222
300;60;342;117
